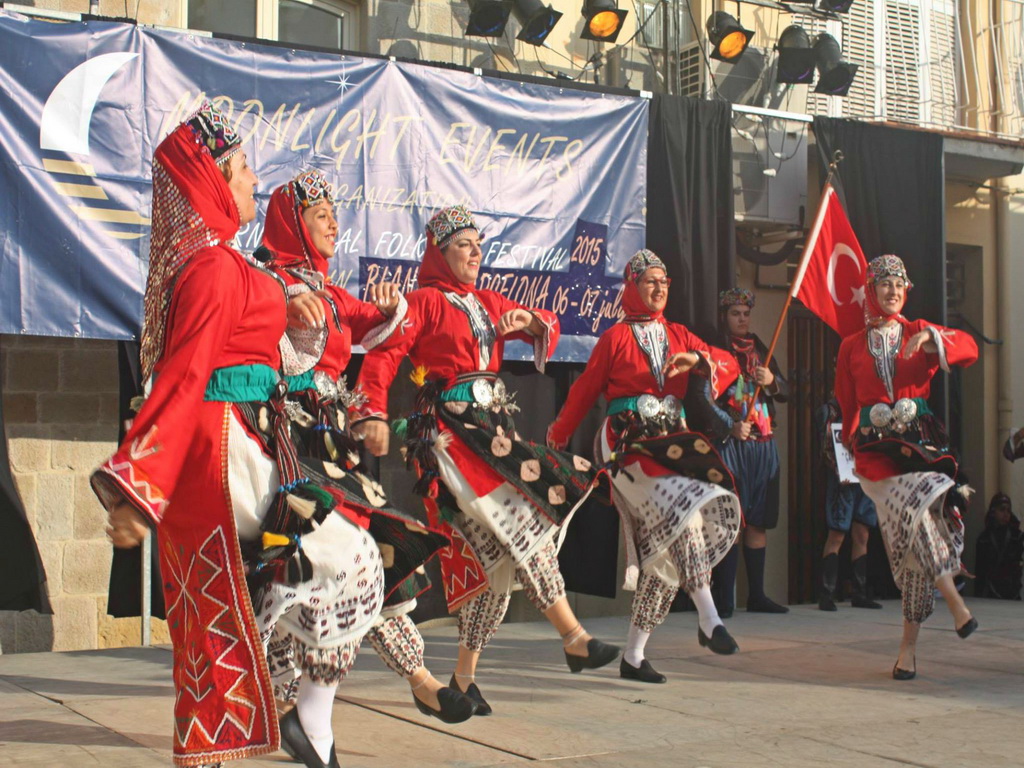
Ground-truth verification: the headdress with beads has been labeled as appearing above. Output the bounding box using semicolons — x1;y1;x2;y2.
624;249;667;282
719;287;756;309
184;100;241;165
291;169;335;209
426;205;478;249
865;254;913;290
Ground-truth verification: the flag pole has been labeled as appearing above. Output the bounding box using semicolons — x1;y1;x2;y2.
746;150;844;418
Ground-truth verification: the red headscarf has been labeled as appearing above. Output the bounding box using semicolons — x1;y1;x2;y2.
417;205;478;295
262;183;327;273
140;106;240;381
622;249;668;322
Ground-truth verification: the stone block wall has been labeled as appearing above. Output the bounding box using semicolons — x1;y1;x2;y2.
0;335;170;653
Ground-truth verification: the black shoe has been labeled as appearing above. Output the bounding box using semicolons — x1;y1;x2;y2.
850;594;882;609
718;607;734;619
850;555;880;609
698;625;739;655
819;553;839;612
413;686;477;723
564;638;621;673
279;707;341;768
619;657;667;684
449;674;492;716
746;595;789;613
892;657;916;680
956;616;978;639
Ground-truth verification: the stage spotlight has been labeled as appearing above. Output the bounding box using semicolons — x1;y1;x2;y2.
580;0;627;43
813;32;859;95
818;0;855;12
775;25;815;84
465;0;512;37
512;0;563;45
706;11;754;63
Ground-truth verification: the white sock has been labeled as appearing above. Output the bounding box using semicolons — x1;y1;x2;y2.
296;677;337;763
623;624;651;667
690;585;723;637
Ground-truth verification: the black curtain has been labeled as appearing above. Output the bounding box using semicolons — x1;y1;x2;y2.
812;119;946;328
0;340;52;613
646;95;736;332
106;340;166;619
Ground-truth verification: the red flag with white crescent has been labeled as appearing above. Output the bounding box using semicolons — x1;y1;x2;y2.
791;184;868;338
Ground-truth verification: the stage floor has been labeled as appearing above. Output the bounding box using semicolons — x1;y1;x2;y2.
1;597;1020;767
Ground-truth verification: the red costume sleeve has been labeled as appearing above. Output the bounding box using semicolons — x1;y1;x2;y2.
494;294;560;372
353;292;427;421
548;330;613;449
679;327;738;399
328;285;409;351
920;321;978;371
92;248;247;525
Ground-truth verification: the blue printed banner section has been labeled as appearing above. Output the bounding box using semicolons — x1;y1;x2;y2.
0;11;648;361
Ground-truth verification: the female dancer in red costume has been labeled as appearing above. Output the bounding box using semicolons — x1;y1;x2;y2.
261;170;474;725
92;103;384;768
835;254;978;680
548;249;742;683
353;206;619;715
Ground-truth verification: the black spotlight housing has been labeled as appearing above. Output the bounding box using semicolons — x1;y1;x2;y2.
465;0;512;37
580;0;627;43
512;0;563;45
775;25;815;84
818;0;856;12
706;11;754;63
813;32;859;95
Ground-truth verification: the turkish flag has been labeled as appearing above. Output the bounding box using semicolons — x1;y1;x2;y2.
791;184;868;338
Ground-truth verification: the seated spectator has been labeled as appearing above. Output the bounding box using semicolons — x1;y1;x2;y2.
974;493;1022;600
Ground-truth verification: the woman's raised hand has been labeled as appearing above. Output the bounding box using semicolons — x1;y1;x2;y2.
367;282;401;316
663;351;699;378
287;291;327;329
498;309;534;336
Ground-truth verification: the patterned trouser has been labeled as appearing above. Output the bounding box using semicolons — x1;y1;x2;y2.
266;631;360;703
458;539;567;652
366;614;425;678
900;513;960;623
631;527;713;633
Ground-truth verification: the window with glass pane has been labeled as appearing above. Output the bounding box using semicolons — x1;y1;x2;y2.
188;0;257;37
279;1;346;50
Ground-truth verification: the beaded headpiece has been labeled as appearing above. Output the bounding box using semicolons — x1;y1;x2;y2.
427;205;478;249
866;254;913;290
719;288;755;309
624;249;667;282
292;169;335;209
184;100;241;165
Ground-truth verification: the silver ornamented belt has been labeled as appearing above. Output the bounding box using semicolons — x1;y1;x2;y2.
442;374;519;412
312;370;367;410
864;398;920;436
637;393;683;423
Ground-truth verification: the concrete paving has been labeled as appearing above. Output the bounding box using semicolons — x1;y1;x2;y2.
1;597;1022;767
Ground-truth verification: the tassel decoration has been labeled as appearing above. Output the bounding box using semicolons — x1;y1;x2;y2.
286;493;317;520
392;418;409;440
410;364;430;388
262;531;292;549
324;430;339;461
